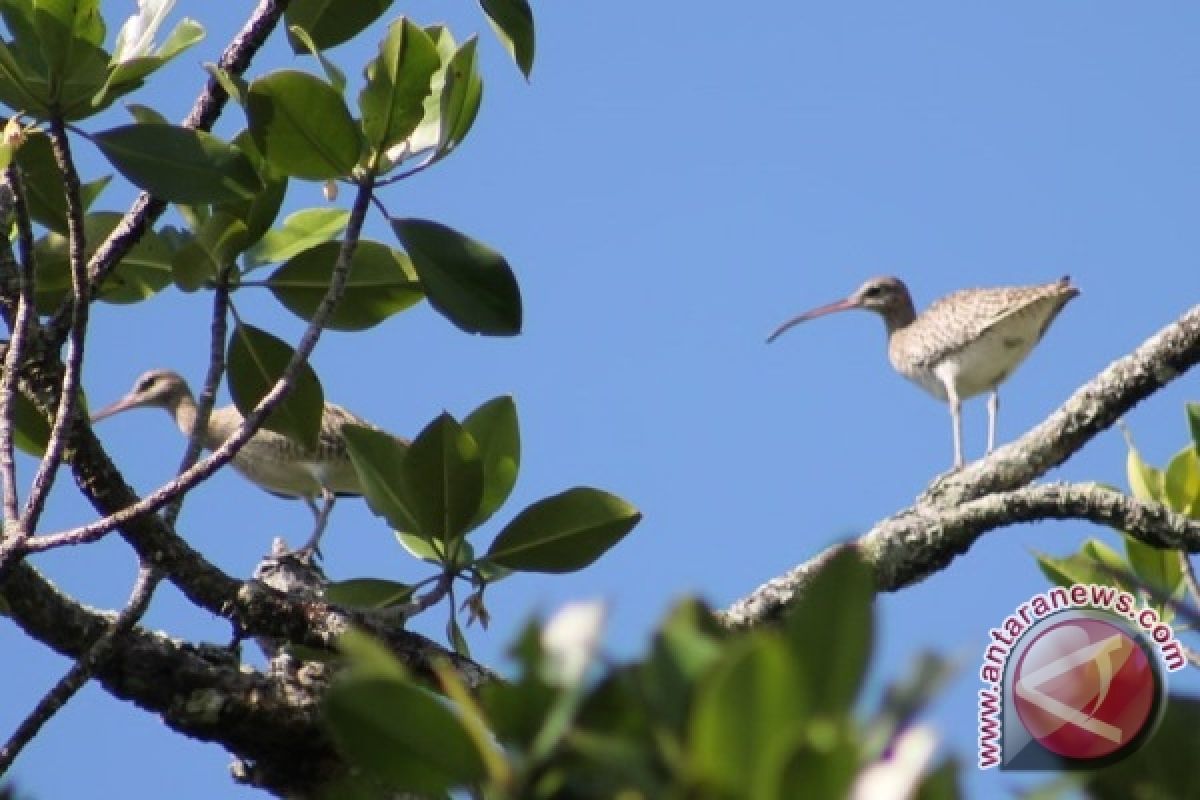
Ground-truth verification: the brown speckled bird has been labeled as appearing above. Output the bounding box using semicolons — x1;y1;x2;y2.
768;276;1078;468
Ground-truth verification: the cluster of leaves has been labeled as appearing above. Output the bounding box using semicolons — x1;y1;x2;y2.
0;0;524;455
326;397;641;654
0;0;640;642
1036;404;1200;620
320;549;962;799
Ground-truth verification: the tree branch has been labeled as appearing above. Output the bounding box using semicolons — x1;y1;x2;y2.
721;304;1200;628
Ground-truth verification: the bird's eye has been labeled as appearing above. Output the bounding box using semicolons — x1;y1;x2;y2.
863;285;883;298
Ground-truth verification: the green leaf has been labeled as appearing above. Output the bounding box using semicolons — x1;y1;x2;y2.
478;0;535;79
0;41;49;117
400;412;484;543
220;129;287;249
359;17;440;152
400;33;484;171
170;212;249;291
1034;538;1135;594
689;634;808;794
12;389;51;456
29;0;110;117
94;18;205;110
202;62;248;107
247;70;363;179
1164;445;1200;517
639;598;724;733
396;531;474;568
226;323;324;450
93;124;262;203
485;487;641;573
325;578;414;609
1188;404;1200;453
324;675;486;793
783;546;874;716
285;0;393;51
1124;531;1185;608
285;24;346;91
343;424;418;533
390;217;522;336
1126;440;1164;502
245;207;349;269
462;395;519;528
756;722;859;800
16;130;109;233
267;240;422;331
34;212;171;311
448;614;470;657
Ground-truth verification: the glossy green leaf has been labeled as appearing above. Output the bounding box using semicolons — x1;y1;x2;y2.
170;212;249;291
94;18;205;110
285;24;345;91
448;614;470;657
478;0;535;78
1189;404;1200;453
12;389;51;456
202;62;248;107
0;40;48;116
756;723;859;800
400;412;483;543
267;240;422;331
227;323;323;450
1124;530;1185;611
247;70;362;179
1126;442;1164;502
485;487;641;573
689;634;808;794
245;208;350;269
124;103;168;125
1034;538;1135;594
396;531;474;568
220;130;287;249
391;217;522;335
15;130;110;233
359;17;439;151
1164;445;1200;516
324;578;414;609
783;546;874;716
34;212;171;311
402;34;484;169
325;674;485;793
462;395;519;528
285;0;393;51
28;0;110;117
93;124;262;203
343;424;417;533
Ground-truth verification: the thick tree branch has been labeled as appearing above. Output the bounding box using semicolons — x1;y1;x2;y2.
722;304;1200;628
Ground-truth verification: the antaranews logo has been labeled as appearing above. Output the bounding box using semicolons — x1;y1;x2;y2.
977;583;1184;770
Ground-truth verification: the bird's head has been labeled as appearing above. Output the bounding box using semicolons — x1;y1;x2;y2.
92;369;192;422
767;275;916;342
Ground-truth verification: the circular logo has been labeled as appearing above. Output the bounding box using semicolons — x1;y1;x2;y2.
1012;616;1159;760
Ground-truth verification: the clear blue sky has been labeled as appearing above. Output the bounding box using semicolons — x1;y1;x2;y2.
5;2;1200;798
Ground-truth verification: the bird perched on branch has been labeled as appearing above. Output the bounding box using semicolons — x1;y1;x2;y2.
92;369;400;555
768;276;1078;468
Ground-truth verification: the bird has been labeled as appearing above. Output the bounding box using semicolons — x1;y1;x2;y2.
91;369;401;555
767;275;1078;468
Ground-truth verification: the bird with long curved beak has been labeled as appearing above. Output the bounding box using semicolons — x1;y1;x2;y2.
768;276;1078;468
91;369;405;555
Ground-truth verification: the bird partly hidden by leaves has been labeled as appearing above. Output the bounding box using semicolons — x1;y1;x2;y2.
92;369;407;556
767;275;1078;468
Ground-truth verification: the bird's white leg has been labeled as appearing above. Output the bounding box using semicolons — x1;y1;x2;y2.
935;365;964;469
986;390;999;454
299;489;336;558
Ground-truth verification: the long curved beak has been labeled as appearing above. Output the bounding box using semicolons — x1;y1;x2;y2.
91;393;142;423
766;296;860;343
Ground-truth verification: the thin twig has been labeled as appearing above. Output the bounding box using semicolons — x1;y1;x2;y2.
0;562;161;776
0;166;34;525
19;119;89;533
161;268;232;529
23;170;378;553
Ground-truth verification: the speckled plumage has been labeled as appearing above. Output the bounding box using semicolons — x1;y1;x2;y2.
768;276;1078;467
92;369;406;553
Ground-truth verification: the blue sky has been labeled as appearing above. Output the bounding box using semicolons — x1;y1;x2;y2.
4;2;1200;798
